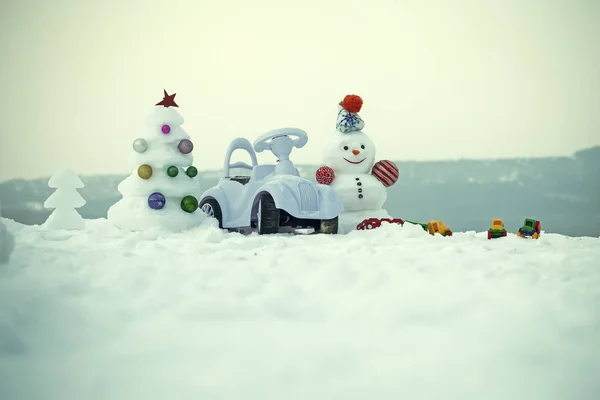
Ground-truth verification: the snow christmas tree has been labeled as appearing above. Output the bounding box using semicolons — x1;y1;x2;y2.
0;203;15;264
43;168;87;230
107;90;205;232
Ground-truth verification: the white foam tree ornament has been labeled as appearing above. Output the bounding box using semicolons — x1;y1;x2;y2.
107;90;205;232
43;168;86;230
0;203;15;264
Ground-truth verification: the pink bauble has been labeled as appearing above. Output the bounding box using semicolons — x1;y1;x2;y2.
178;139;193;154
372;160;399;187
161;124;171;134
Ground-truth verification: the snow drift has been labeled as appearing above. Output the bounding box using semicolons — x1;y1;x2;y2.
0;218;599;400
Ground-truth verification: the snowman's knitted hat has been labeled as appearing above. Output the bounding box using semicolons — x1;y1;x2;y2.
336;94;364;133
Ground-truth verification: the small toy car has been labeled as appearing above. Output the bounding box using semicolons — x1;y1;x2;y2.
516;218;541;239
487;218;507;239
405;220;452;236
198;128;344;234
427;220;452;236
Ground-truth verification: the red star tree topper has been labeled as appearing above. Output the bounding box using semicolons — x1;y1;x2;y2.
156;89;178;108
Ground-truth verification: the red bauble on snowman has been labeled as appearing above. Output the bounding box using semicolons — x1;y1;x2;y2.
315;94;402;231
315;165;335;185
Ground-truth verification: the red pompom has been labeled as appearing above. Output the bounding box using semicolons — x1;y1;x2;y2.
341;95;363;113
316;166;335;185
372;160;399;187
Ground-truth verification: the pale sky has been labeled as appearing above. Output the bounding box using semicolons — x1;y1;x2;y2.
0;0;598;181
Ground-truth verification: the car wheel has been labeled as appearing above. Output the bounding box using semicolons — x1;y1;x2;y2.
318;217;338;234
199;198;223;228
257;193;279;234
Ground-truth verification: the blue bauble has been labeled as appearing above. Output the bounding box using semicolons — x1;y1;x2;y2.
148;192;166;210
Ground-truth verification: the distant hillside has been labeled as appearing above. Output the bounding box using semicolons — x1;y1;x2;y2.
1;146;599;237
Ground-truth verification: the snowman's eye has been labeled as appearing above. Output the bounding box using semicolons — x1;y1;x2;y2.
361;145;365;149
343;146;349;150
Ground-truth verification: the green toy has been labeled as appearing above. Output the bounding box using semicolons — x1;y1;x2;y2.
405;220;428;231
517;218;541;239
405;220;452;236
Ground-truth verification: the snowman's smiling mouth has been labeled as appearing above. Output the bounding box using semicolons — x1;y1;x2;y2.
343;158;366;164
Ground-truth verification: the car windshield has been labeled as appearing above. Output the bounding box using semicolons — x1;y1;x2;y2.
230;167;251;177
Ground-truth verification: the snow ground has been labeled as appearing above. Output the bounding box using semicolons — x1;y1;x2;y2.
0;218;599;400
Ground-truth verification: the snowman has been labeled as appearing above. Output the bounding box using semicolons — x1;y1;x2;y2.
315;95;401;233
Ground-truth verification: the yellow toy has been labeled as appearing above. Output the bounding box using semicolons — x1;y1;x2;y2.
487;219;507;239
427;220;452;236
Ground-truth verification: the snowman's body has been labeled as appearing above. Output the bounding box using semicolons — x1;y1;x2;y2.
331;173;387;212
320;129;391;232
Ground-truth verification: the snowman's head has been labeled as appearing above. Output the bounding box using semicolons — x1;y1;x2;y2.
323;130;375;174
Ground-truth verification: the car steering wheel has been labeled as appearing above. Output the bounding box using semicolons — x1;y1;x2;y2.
253;127;308;153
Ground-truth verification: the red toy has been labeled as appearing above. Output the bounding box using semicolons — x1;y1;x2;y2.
356;217;404;230
371;160;399;187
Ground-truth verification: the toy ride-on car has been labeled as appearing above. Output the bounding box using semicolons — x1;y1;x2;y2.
198;128;344;234
516;218;541;239
487;218;507;239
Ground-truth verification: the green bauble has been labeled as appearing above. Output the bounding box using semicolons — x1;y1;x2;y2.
186;166;198;178
180;195;198;213
167;166;179;177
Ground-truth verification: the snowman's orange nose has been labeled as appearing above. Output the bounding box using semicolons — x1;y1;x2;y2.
352;149;360;155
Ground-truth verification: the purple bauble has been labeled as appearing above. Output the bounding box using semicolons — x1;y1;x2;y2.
148;192;166;210
178;139;193;154
161;124;171;134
